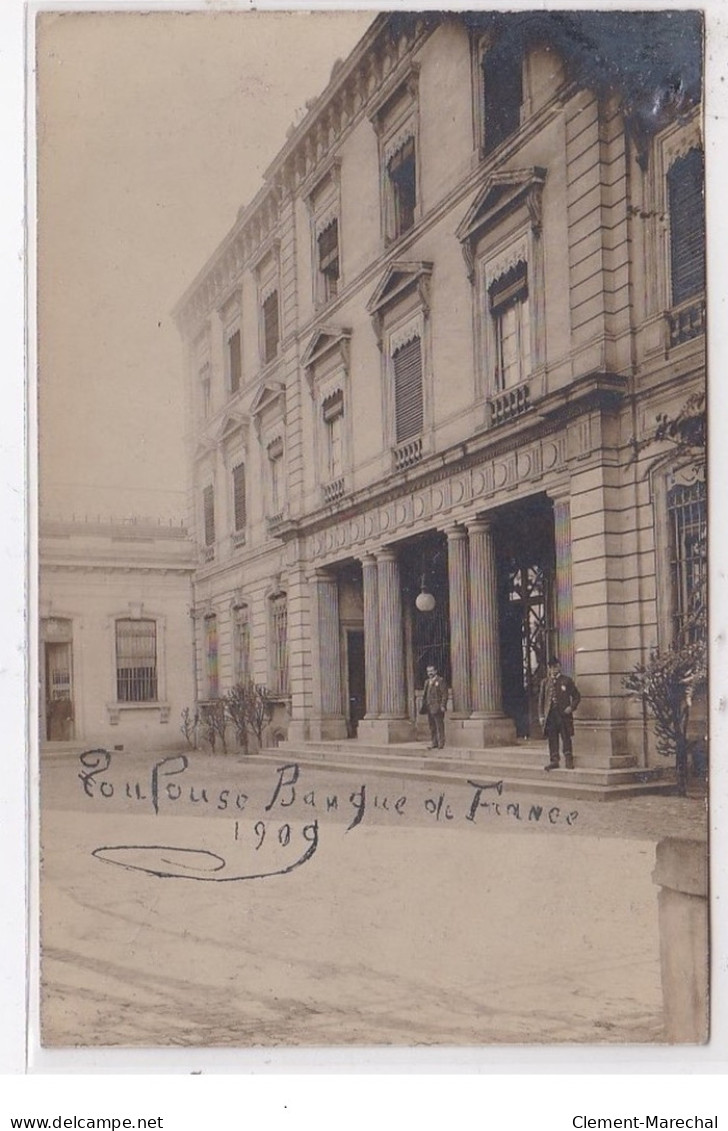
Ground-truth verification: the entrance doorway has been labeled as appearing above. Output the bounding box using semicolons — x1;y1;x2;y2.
495;497;556;737
346;629;366;736
42;622;75;741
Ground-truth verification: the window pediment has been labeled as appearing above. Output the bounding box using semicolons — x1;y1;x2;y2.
216;408;249;447
367;260;433;348
250;381;285;438
301;325;351;392
457;166;546;281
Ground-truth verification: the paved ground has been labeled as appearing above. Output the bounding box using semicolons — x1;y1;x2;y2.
38;747;709;1049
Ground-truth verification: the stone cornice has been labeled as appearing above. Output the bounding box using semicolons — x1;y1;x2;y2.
275;370;628;546
173;13;434;337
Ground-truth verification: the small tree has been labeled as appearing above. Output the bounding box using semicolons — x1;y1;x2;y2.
223;680;274;753
179;706;200;749
199;698;228;754
624;640;706;796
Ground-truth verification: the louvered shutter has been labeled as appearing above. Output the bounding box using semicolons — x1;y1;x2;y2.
263;291;279;363
203;484;215;546
483;42;523;154
228;329;242;393
668;149;705;305
232;463;246;531
393;336;423;443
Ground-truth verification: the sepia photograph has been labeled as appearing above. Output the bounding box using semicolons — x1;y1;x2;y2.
34;6;710;1056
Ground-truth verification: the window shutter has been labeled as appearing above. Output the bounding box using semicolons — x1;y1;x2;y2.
318;219;339;270
668;149;705;305
483;41;523;154
203;485;215;546
232;463;246;531
228;329;242;393
393;336;423;443
263;291;279;362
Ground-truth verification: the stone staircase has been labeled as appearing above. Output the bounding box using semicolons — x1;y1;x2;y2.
255;738;674;801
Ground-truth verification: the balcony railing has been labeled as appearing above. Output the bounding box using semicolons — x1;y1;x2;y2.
666;297;706;349
323;477;345;503
393;435;423;471
267;511;284;534
231;529;247;549
488;381;531;427
201;544;215;563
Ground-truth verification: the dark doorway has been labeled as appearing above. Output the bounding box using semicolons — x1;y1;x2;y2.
495;497;556;738
346;629;366;737
44;639;75;741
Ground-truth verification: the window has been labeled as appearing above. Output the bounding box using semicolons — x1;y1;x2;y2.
233;604;250;685
203;484;215;550
482;38;523;155
668;478;706;643
204;615;219;699
322;390;344;483
393;335;423;443
199;363;211;420
262;291;279;364
267;437;284;514
489;261;530;390
232;462;246;533
387;136;416;239
668;148;705;307
270;593;289;695
227;328;242;394
317;219;340;303
115;619;157;703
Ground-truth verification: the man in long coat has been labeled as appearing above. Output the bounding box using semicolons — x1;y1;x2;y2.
538;656;581;770
422;664;448;749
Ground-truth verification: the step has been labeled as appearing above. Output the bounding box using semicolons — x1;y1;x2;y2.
255;746;673;802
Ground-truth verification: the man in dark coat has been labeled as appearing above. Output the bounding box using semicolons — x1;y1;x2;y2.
538;656;581;770
422;664;448;749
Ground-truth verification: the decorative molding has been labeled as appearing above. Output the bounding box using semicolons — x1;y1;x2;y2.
456;166;547;281
366;260;433;348
301;326;352;393
250;381;286;438
306;434;568;564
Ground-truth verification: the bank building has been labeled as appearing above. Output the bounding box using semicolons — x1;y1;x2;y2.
173;11;706;791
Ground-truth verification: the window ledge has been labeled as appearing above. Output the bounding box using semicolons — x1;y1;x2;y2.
107;702;171;724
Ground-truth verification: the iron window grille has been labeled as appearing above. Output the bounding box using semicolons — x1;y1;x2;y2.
115;618;158;703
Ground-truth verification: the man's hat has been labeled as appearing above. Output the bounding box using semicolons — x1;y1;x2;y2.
548;656;560;666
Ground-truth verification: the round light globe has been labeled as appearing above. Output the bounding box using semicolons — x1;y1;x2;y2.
415;590;436;612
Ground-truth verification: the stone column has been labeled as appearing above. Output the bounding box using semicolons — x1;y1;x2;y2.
445;524;471;716
360;553;380;718
308;568;347;741
462;517;514;746
553;493;575;677
357;547;415;744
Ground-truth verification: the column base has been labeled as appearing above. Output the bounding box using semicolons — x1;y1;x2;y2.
286;720;308;743
308;716;349;741
572;720;637;768
448;714;515;748
357;717;416;744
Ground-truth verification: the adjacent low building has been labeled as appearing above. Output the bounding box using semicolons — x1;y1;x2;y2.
174;12;706;777
39;518;196;753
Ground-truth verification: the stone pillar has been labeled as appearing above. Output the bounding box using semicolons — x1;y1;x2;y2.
360;553;380;719
357;547;415;745
462;517;514;747
308;568;348;741
653;838;709;1043
553;493;575;677
445;524;471;716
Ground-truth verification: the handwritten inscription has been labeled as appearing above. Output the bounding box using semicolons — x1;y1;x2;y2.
79;751;578;881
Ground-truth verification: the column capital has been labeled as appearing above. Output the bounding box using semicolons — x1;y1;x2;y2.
377;546;399;563
308;566;337;584
549;483;572;506
466;516;495;535
359;552;378;568
443;523;468;542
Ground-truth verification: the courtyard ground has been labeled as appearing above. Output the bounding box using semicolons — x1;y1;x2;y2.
38;747;709;1049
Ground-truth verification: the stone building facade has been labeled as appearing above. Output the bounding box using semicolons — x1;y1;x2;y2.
174;12;705;771
39;519;196;753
